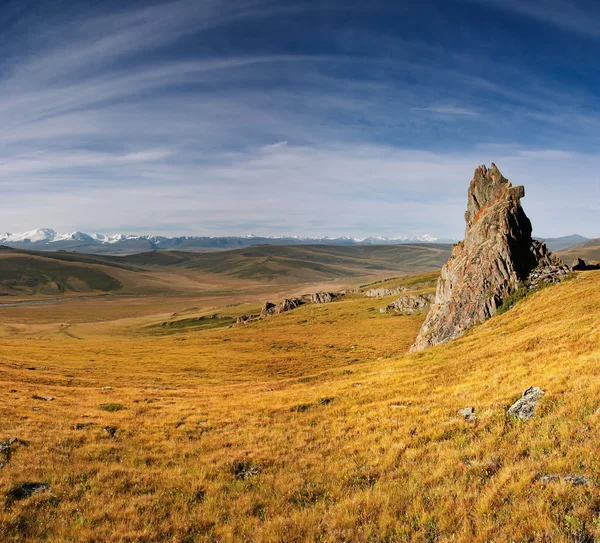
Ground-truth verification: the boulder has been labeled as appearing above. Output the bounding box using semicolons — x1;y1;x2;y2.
506;387;545;420
411;164;562;351
458;407;477;422
571;258;600;271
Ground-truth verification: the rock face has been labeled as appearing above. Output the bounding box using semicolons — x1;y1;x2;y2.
411;164;557;352
382;294;434;314
506;387;545;420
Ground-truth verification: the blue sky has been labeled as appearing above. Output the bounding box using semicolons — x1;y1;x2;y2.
1;0;599;239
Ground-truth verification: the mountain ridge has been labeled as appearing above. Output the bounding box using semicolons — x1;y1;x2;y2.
0;228;456;254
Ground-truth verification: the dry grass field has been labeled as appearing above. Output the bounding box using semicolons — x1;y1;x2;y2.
1;263;600;542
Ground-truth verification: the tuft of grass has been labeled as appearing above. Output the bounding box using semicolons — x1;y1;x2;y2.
496;282;530;315
99;403;126;412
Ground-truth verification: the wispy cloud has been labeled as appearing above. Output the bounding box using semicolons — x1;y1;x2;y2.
412;106;478;116
0;0;598;238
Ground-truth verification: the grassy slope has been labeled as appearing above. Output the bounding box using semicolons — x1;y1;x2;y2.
557;238;600;264
0;271;599;541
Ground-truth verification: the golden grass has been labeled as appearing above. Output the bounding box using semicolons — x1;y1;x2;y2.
1;271;600;542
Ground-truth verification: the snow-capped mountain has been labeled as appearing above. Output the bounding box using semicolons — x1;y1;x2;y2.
0;228;457;255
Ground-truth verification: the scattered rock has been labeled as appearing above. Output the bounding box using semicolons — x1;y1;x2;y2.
571;258;600;271
411;164;564;352
103;426;118;437
32;395;54;401
564;474;591;486
0;438;18;465
507;387;545;420
539;474;590;486
101;386;112;391
31;407;40;412
75;422;94;430
383;294;434;315
232;461;261;479
236;314;259;324
458;407;477;422
6;482;51;502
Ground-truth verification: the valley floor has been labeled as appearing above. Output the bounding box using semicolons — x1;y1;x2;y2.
1;271;600;542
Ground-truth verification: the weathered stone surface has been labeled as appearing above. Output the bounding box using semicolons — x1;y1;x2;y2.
506;387;545;420
411;164;560;351
382;294;434;314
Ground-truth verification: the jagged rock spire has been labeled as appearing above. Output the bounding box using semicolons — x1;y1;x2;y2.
410;164;553;352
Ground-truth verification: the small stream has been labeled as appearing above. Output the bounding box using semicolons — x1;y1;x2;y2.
0;299;66;308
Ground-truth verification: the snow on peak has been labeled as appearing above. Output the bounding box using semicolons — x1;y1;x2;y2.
0;228;57;243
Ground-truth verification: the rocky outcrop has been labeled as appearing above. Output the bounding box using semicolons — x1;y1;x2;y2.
365;286;408;298
261;298;303;317
411;164;562;352
382;294;434;314
571;258;600;271
309;292;338;304
260;302;277;317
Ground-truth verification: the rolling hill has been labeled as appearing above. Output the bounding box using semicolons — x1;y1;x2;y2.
0;243;452;296
557;238;600;264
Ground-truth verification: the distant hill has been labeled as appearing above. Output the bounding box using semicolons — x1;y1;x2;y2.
556;238;600;264
0;228;455;255
537;234;589;251
0;243;452;296
0;248;125;296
